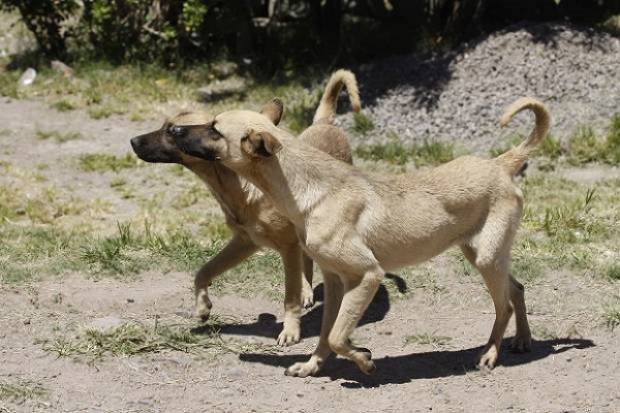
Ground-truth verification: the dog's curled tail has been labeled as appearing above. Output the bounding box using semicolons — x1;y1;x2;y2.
496;97;550;176
313;69;361;125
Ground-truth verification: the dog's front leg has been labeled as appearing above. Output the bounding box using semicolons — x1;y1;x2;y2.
285;271;343;377
301;253;314;308
278;245;306;345
194;234;258;321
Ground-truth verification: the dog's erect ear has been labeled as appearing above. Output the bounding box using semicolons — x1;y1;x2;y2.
241;131;282;158
260;98;284;125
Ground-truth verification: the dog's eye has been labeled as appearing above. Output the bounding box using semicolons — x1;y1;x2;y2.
168;125;186;138
210;124;221;140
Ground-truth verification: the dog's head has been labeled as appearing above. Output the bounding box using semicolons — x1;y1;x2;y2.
173;98;284;166
130;111;214;164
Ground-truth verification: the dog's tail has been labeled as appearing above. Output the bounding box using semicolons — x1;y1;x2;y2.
313;69;361;125
496;97;550;176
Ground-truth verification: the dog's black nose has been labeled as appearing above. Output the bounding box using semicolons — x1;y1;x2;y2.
130;137;141;150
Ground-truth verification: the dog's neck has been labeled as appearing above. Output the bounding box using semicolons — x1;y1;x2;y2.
230;140;334;226
183;161;263;220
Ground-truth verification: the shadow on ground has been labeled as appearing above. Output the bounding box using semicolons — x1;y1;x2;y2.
238;337;595;387
193;273;407;340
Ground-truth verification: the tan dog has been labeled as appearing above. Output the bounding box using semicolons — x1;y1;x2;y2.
172;97;549;376
130;70;360;345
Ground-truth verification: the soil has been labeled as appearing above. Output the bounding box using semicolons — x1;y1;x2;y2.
0;98;619;413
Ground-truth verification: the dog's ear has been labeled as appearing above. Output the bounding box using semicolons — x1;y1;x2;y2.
260;98;284;125
241;131;282;158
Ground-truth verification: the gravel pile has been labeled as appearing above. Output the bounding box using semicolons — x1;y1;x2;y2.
341;23;620;151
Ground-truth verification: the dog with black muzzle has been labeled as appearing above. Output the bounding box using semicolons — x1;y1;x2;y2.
172;96;549;377
131;70;360;345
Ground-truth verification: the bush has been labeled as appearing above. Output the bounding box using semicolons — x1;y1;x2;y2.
0;0;79;58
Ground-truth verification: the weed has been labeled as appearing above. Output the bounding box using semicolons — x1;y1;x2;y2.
36;129;83;143
0;379;46;403
541;188;604;243
603;301;620;330
604;114;620;164
539;134;563;159
78;153;141;172
80;221;218;276
404;332;451;347
606;264;620;281
47;321;273;359
355;134;455;166
568;126;600;165
352;112;374;135
109;177;127;188
51;99;76;112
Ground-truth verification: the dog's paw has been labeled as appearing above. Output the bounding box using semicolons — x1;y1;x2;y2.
195;290;212;322
276;326;301;346
477;345;499;371
301;284;314;308
352;347;376;375
284;360;320;378
511;334;532;353
301;291;314;308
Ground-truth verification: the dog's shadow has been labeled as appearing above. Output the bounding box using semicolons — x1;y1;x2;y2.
192;273;407;340
238;337;595;387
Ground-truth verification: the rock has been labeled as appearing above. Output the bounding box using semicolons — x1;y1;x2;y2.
51;60;74;78
17;68;36;87
336;23;620;152
212;61;238;78
197;77;247;102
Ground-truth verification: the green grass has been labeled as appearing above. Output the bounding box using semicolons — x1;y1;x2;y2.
36;129;83;143
603;302;620;330
46;320;274;359
352;112;375;135
78;153;142;172
51;99;77;112
0;379;46;403
606;264;620;281
567;117;620;166
80;221;225;277
404;332;452;347
355;133;455;166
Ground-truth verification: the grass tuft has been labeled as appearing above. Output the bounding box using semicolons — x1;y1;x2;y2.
606;264;620;281
0;379;46;403
603;302;620;330
51;99;76;112
47;321;273;358
78;153;142;172
404;332;451;347
356;133;455;166
541;188;604;243
36;129;83;143
352;112;375;135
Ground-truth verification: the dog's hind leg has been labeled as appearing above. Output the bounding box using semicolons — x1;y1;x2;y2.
194;234;259;321
285;270;343;377
326;264;384;375
461;197;524;369
509;274;532;352
301;253;314;308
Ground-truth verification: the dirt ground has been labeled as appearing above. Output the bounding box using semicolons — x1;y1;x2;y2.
0;98;619;413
